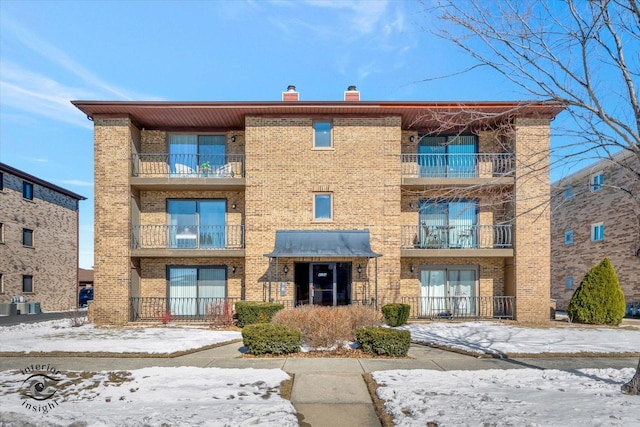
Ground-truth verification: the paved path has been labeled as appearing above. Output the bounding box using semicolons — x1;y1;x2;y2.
1;342;638;426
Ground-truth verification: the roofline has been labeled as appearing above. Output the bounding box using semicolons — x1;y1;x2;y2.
0;162;87;201
552;149;635;187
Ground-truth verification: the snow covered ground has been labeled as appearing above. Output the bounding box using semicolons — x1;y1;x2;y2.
0;367;297;426
0;319;241;353
401;321;640;356
1;318;638;426
373;368;640;426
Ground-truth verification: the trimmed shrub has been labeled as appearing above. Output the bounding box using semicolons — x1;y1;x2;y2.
235;302;284;328
241;323;301;355
567;258;626;325
381;303;410;326
356;327;411;357
271;305;382;348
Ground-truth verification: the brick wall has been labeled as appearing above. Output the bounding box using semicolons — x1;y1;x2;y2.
551;155;640;309
0;173;79;311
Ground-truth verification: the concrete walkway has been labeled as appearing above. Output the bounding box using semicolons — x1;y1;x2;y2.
1;342;638;426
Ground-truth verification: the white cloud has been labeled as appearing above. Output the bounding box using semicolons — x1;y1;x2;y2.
57;179;94;187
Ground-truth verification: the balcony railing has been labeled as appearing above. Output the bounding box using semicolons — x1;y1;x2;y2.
401;296;515;320
401;224;512;249
401;153;514;178
131;153;244;178
130;297;240;322
131;225;245;249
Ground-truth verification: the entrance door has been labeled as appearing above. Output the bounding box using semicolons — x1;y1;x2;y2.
311;263;336;306
420;267;477;317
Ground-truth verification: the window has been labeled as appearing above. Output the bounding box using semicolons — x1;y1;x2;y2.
22;228;33;247
418;134;477;178
168;266;226;316
564;185;574;200
0;223;3;243
313;193;332;220
0;172;3;190
0;273;3;294
564;230;573;245
23;182;33;200
418;199;477;248
565;276;574;290
591;223;604;241
590;172;604;192
420;266;478;316
23;275;33;293
167;199;226;249
313;121;332;148
169;134;226;176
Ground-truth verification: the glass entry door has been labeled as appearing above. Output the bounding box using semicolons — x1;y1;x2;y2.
420;267;477;317
311;263;336;306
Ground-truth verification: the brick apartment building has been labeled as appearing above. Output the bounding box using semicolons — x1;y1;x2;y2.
551;150;640;310
0;163;86;312
73;87;564;325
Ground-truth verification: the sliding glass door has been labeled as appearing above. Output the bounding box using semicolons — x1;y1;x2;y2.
167;199;226;249
168;266;227;316
418;135;477;178
169;135;226;176
418;200;477;248
420;266;477;317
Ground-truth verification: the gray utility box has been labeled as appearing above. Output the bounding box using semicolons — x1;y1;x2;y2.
15;302;29;315
0;303;18;316
29;302;41;314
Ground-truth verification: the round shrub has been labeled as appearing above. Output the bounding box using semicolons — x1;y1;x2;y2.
241;323;301;355
381;303;410;326
567;258;626;325
356;326;411;357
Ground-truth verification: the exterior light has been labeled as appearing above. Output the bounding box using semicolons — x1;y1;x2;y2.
410;265;415;272
283;265;289;274
231;135;236;142
231;266;236;274
357;264;362;274
409;135;415;142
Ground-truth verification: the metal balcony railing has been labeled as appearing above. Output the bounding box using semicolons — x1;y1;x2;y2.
401;296;515;320
131;153;244;177
400;224;512;249
401;153;514;178
131;225;245;249
130;297;240;322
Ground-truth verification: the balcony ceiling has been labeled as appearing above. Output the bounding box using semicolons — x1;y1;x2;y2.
71;100;566;131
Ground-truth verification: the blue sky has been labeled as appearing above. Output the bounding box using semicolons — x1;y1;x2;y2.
0;0;569;269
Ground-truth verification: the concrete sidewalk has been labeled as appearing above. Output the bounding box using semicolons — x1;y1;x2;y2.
1;342;638;426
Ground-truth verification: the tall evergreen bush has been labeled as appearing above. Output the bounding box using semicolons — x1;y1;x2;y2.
567;258;626;325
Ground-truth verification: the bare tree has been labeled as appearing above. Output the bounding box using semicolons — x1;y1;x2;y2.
424;0;639;395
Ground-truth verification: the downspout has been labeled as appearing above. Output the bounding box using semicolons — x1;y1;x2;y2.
267;257;272;302
375;257;378;309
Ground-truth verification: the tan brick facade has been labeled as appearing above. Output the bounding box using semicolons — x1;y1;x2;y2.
551;153;640;310
0;164;84;312
77;98;562;325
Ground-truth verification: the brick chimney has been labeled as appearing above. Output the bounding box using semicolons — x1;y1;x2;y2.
282;85;299;101
344;85;360;101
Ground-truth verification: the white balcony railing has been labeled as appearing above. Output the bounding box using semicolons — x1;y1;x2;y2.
131;153;244;178
401;224;513;249
131;225;244;249
401;153;514;178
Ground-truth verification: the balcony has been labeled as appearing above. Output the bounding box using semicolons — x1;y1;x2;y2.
130;225;245;258
400;224;513;257
401;153;514;188
401;296;515;320
130;153;245;190
130;297;240;322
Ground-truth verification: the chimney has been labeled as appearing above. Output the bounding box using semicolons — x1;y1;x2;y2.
282;85;299;101
344;85;360;102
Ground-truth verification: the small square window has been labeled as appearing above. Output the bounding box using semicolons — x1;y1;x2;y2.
314;193;332;220
590;172;603;192
564;230;573;245
22;228;33;247
591;223;604;241
23;275;33;293
565;276;574;290
314;121;332;148
0;172;3;190
23;182;33;200
564;185;574;200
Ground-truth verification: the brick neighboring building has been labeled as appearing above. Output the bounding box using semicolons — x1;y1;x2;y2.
0;163;86;312
551;150;640;310
73;87;564;325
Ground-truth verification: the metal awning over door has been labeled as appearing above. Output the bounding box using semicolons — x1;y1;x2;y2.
264;230;382;258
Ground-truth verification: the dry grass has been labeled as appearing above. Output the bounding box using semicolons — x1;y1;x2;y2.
271;305;382;348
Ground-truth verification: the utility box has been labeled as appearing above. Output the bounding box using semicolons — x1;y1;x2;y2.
15;302;29;315
29;302;41;314
0;303;18;316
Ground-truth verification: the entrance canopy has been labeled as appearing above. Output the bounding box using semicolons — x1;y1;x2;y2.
264;230;382;258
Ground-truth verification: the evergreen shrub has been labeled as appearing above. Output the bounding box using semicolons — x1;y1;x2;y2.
381;303;411;326
241;323;301;355
235;302;284;327
567;258;626;325
356;326;411;357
